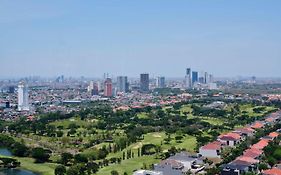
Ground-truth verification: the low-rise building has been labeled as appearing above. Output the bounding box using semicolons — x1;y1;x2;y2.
199;141;222;158
218;133;242;147
133;170;163;175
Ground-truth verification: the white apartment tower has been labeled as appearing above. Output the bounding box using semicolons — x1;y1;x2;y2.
18;82;29;111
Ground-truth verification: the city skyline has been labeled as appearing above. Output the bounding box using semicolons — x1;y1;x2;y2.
1;1;281;78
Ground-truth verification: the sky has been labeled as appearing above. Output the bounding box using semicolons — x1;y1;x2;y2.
0;0;280;78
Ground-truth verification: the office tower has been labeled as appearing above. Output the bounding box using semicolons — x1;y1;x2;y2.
140;73;149;92
8;86;15;93
87;81;94;92
204;72;209;84
192;71;198;84
56;75;64;83
117;76;129;93
18;82;29;111
185;68;192;89
156;77;166;88
209;74;214;83
92;83;99;95
104;78;113;97
97;81;102;91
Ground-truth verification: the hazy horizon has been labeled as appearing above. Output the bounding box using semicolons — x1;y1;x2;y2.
1;1;280;78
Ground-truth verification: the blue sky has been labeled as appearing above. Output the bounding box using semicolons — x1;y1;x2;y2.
0;0;280;78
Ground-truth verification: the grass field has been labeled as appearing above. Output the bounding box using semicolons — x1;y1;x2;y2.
49;117;92;128
17;157;56;175
137;112;150;119
96;132;197;175
97;155;159;175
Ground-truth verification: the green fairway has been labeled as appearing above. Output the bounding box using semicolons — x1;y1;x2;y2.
95;132;197;175
17;157;57;175
137;112;150;119
96;155;159;175
49;117;92;128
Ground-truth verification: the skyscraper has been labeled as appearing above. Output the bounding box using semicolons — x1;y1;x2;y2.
87;81;94;92
18;82;29;111
104;78;113;97
140;73;149;92
185;68;192;89
156;77;166;88
209;74;214;83
192;71;198;84
117;76;129;93
92;83;99;96
204;72;209;84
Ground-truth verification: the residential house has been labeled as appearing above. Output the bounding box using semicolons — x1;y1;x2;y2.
199;141;222;158
251;121;265;130
167;152;205;173
262;168;281;175
154;160;183;175
133;170;163;175
218;133;242;147
221;159;258;175
243;148;263;159
233;127;255;137
251;139;269;150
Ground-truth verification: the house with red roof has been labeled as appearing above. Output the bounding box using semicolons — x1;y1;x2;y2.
269;132;279;140
199;141;222;158
251;121;265;130
251;139;269;150
262;168;281;175
233;127;256;137
218;132;242;147
243;148;263;159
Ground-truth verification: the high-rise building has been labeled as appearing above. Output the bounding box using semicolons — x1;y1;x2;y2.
104;78;112;97
204;72;209;84
156;77;165;88
192;71;198;84
140;73;149;92
18;82;29;111
92;83;99;96
209;74;214;83
87;81;94;92
117;76;129;93
185;68;192;89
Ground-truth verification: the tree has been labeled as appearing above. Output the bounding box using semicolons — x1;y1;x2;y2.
31;147;50;163
57;131;64;137
74;154;88;163
12;142;28;157
55;165;66;175
66;166;79;175
86;162;99;175
111;170;119;175
258;163;268;171
61;152;73;165
175;135;183;143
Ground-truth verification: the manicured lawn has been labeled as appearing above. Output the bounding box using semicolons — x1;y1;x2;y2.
96;155;159;175
17;157;57;175
49;117;91;128
180;105;193;115
137;112;150;119
201;117;225;125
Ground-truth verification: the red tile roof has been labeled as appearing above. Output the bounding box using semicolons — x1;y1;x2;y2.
251;122;264;129
262;168;281;175
201;141;222;150
236;156;259;164
243;148;263;158
219;132;241;141
251;139;269;150
266;117;275;123
269;132;279;138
